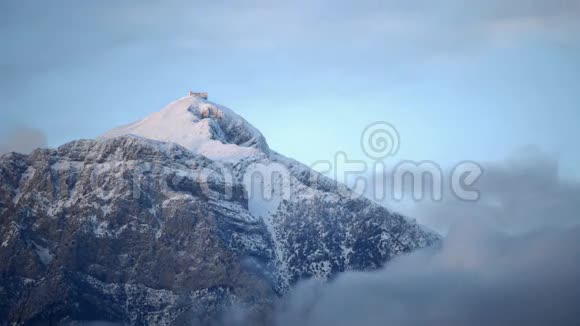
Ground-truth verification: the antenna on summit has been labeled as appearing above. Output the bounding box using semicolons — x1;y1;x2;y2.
188;91;208;100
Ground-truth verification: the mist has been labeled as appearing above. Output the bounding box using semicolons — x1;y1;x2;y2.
229;148;580;325
0;127;47;155
273;222;580;326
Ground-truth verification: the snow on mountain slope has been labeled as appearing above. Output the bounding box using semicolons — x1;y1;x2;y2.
101;96;270;162
0;95;440;325
101;95;441;288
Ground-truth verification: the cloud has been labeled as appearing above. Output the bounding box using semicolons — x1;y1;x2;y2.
111;0;580;59
121;0;580;44
2;0;578;74
0;127;48;155
272;222;580;326
1;0;578;133
388;147;580;234
227;148;580;325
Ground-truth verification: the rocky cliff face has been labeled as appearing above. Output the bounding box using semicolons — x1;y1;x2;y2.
0;98;439;325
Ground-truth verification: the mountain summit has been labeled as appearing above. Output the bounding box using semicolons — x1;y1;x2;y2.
0;96;439;325
102;96;270;162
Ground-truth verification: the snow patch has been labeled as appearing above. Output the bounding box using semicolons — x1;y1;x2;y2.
101;96;267;162
32;241;53;265
12;166;36;204
95;221;110;238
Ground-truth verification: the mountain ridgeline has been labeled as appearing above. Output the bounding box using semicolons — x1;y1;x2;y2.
0;96;439;325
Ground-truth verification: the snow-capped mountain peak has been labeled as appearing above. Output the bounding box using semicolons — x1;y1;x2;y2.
0;95;440;325
101;96;270;162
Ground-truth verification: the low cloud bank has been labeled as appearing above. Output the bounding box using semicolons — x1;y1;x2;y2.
273;221;580;326
380;148;580;234
0;127;47;155
229;149;580;325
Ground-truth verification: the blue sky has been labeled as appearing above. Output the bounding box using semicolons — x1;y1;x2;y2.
1;0;579;177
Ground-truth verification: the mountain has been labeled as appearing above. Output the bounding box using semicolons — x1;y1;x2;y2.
0;96;439;325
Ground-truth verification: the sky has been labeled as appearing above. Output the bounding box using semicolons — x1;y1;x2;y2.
2;2;580;325
1;0;580;179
